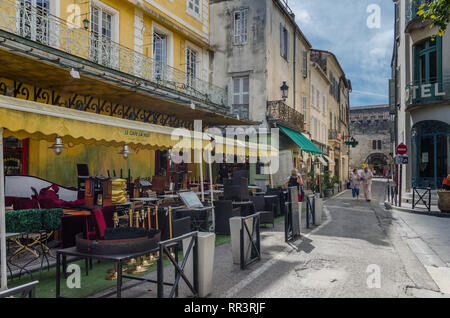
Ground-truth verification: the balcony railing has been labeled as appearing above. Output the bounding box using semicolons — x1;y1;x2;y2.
405;77;450;107
267;100;304;132
405;0;428;26
0;0;228;109
328;129;342;141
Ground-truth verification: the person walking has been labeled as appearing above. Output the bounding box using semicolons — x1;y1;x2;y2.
283;168;304;202
361;166;373;201
349;169;361;200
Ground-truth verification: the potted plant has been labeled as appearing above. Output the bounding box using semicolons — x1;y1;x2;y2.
437;189;450;213
321;171;333;197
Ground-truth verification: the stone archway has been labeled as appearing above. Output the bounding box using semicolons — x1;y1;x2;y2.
365;153;388;177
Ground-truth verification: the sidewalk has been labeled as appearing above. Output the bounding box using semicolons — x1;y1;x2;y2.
384;201;450;218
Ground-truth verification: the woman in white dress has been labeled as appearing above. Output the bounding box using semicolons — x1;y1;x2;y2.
360;167;373;201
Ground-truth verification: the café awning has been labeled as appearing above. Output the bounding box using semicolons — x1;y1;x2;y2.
277;124;323;155
0;95;265;156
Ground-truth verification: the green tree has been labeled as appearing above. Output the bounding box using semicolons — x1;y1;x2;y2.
416;0;450;36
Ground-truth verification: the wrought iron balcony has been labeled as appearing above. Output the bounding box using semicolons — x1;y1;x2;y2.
328;129;342;141
405;77;450;108
0;0;228;109
405;0;428;26
267;100;304;132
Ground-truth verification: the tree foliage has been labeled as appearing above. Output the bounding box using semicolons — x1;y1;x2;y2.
416;0;450;36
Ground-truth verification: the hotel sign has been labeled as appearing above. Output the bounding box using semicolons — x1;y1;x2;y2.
406;83;446;102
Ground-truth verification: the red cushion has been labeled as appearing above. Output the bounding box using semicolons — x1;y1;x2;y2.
92;209;106;239
13;197;39;210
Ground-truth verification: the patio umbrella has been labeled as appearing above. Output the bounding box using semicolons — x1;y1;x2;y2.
0;127;7;290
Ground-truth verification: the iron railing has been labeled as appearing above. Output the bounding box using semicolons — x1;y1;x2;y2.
0;281;38;298
0;0;228;108
267;100;304;132
412;187;431;212
328;129;342;141
405;0;428;26
157;231;199;298
240;213;261;270
405;76;450;107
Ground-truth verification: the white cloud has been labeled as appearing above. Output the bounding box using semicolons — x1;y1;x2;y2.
294;8;311;24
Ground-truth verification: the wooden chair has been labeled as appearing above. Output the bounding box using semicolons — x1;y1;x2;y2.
151;176;167;194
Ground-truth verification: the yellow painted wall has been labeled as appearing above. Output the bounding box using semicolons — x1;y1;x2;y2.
27;138;155;188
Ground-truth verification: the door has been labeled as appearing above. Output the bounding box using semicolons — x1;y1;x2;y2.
90;5;115;67
153;32;167;79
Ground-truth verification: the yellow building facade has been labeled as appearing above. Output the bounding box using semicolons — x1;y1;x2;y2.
0;0;244;187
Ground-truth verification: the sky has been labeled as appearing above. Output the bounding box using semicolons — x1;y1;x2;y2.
288;0;394;107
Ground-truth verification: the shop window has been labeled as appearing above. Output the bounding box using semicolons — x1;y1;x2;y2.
3;137;29;175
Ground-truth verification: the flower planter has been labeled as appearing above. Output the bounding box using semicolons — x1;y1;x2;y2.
323;189;333;198
437;191;450;213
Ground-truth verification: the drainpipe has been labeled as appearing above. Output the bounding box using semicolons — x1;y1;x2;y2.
293;29;296;110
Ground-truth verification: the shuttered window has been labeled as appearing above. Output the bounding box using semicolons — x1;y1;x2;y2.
232;77;249;105
280;24;288;60
302;50;308;77
234;8;248;45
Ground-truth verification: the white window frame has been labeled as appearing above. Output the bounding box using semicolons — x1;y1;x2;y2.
91;0;119;43
15;0;60;45
151;21;174;67
186;0;202;20
233;8;248;45
232;76;249;105
89;1;119;67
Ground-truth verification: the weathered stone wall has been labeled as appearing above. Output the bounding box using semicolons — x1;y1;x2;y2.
349;105;392;174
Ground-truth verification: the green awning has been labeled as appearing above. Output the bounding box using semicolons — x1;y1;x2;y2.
277;124;323;155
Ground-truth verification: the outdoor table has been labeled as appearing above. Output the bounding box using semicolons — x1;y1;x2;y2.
55;246;160;298
131;197;159;202
253;191;266;196
158;194;179;199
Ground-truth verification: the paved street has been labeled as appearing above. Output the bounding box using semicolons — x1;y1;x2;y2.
96;179;450;298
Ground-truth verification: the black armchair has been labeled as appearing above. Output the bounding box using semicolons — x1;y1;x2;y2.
266;188;286;216
214;200;241;235
250;196;274;227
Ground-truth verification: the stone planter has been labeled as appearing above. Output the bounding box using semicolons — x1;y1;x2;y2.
323;189;333;197
437;191;450;213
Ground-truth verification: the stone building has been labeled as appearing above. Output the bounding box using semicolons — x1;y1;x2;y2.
349;105;392;176
391;0;450;191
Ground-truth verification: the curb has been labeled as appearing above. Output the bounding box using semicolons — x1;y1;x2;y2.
384;201;450;218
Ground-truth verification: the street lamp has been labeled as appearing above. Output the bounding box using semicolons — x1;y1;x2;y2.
119;143;132;159
83;17;90;30
49;136;67;155
280;81;289;101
